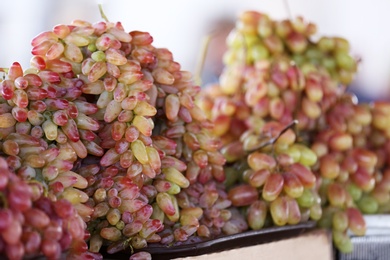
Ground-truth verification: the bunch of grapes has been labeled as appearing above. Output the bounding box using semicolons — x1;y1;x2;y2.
77;162;164;254
196;9;390;255
0;59;97;224
223;10;357;85
220;119;321;230
0;157;95;260
364;101;390;214
1;7;228;258
304;95;372;252
0;132;94;221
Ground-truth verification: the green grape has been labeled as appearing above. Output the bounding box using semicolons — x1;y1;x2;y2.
332;211;349;232
297;188;315;208
346;183;363;201
335;51;356;71
270;196;289;226
295;144;318;166
333;230;353;253
357;195;379;214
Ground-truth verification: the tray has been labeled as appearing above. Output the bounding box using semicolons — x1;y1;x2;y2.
102;221;317;260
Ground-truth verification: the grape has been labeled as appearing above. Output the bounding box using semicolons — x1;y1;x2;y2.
351;167;375;192
41;239;61;260
332;211;349;232
23;231;42;255
296;188;316;208
288;163;316;188
24;208;51;229
346;183;363;201
270;196;289;226
357;195;379;214
319;154;340;179
327;183;347;207
247;152;276;171
284;197;299;225
333;230;353;253
262;173;284;201
371;185;390;205
130;251;152;260
248;168;270;188
2;219;22;245
309;203;322;221
4;242;25;260
346;207;366;236
227;184;258;207
282;171;304;198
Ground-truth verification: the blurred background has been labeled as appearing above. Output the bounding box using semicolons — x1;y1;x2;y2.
1;0;390;101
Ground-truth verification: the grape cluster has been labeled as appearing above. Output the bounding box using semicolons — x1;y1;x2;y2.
201;54;345;137
1;11;227;258
78;163;164;254
223;11;357;85
221;120;321;229
198;9;390;255
0;157;94;260
364;102;390;213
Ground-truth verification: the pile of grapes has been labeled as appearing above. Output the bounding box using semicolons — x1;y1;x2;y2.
0;8;389;260
198;10;390;253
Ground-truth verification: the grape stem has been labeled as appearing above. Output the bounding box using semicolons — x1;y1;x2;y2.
231;30;248;96
33;169;50;197
283;0;293;20
0;192;8;208
0;68;8;80
194;34;213;86
98;4;109;22
28;179;49;197
247;119;298;153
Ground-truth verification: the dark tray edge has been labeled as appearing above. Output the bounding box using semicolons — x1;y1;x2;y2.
103;221;317;260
